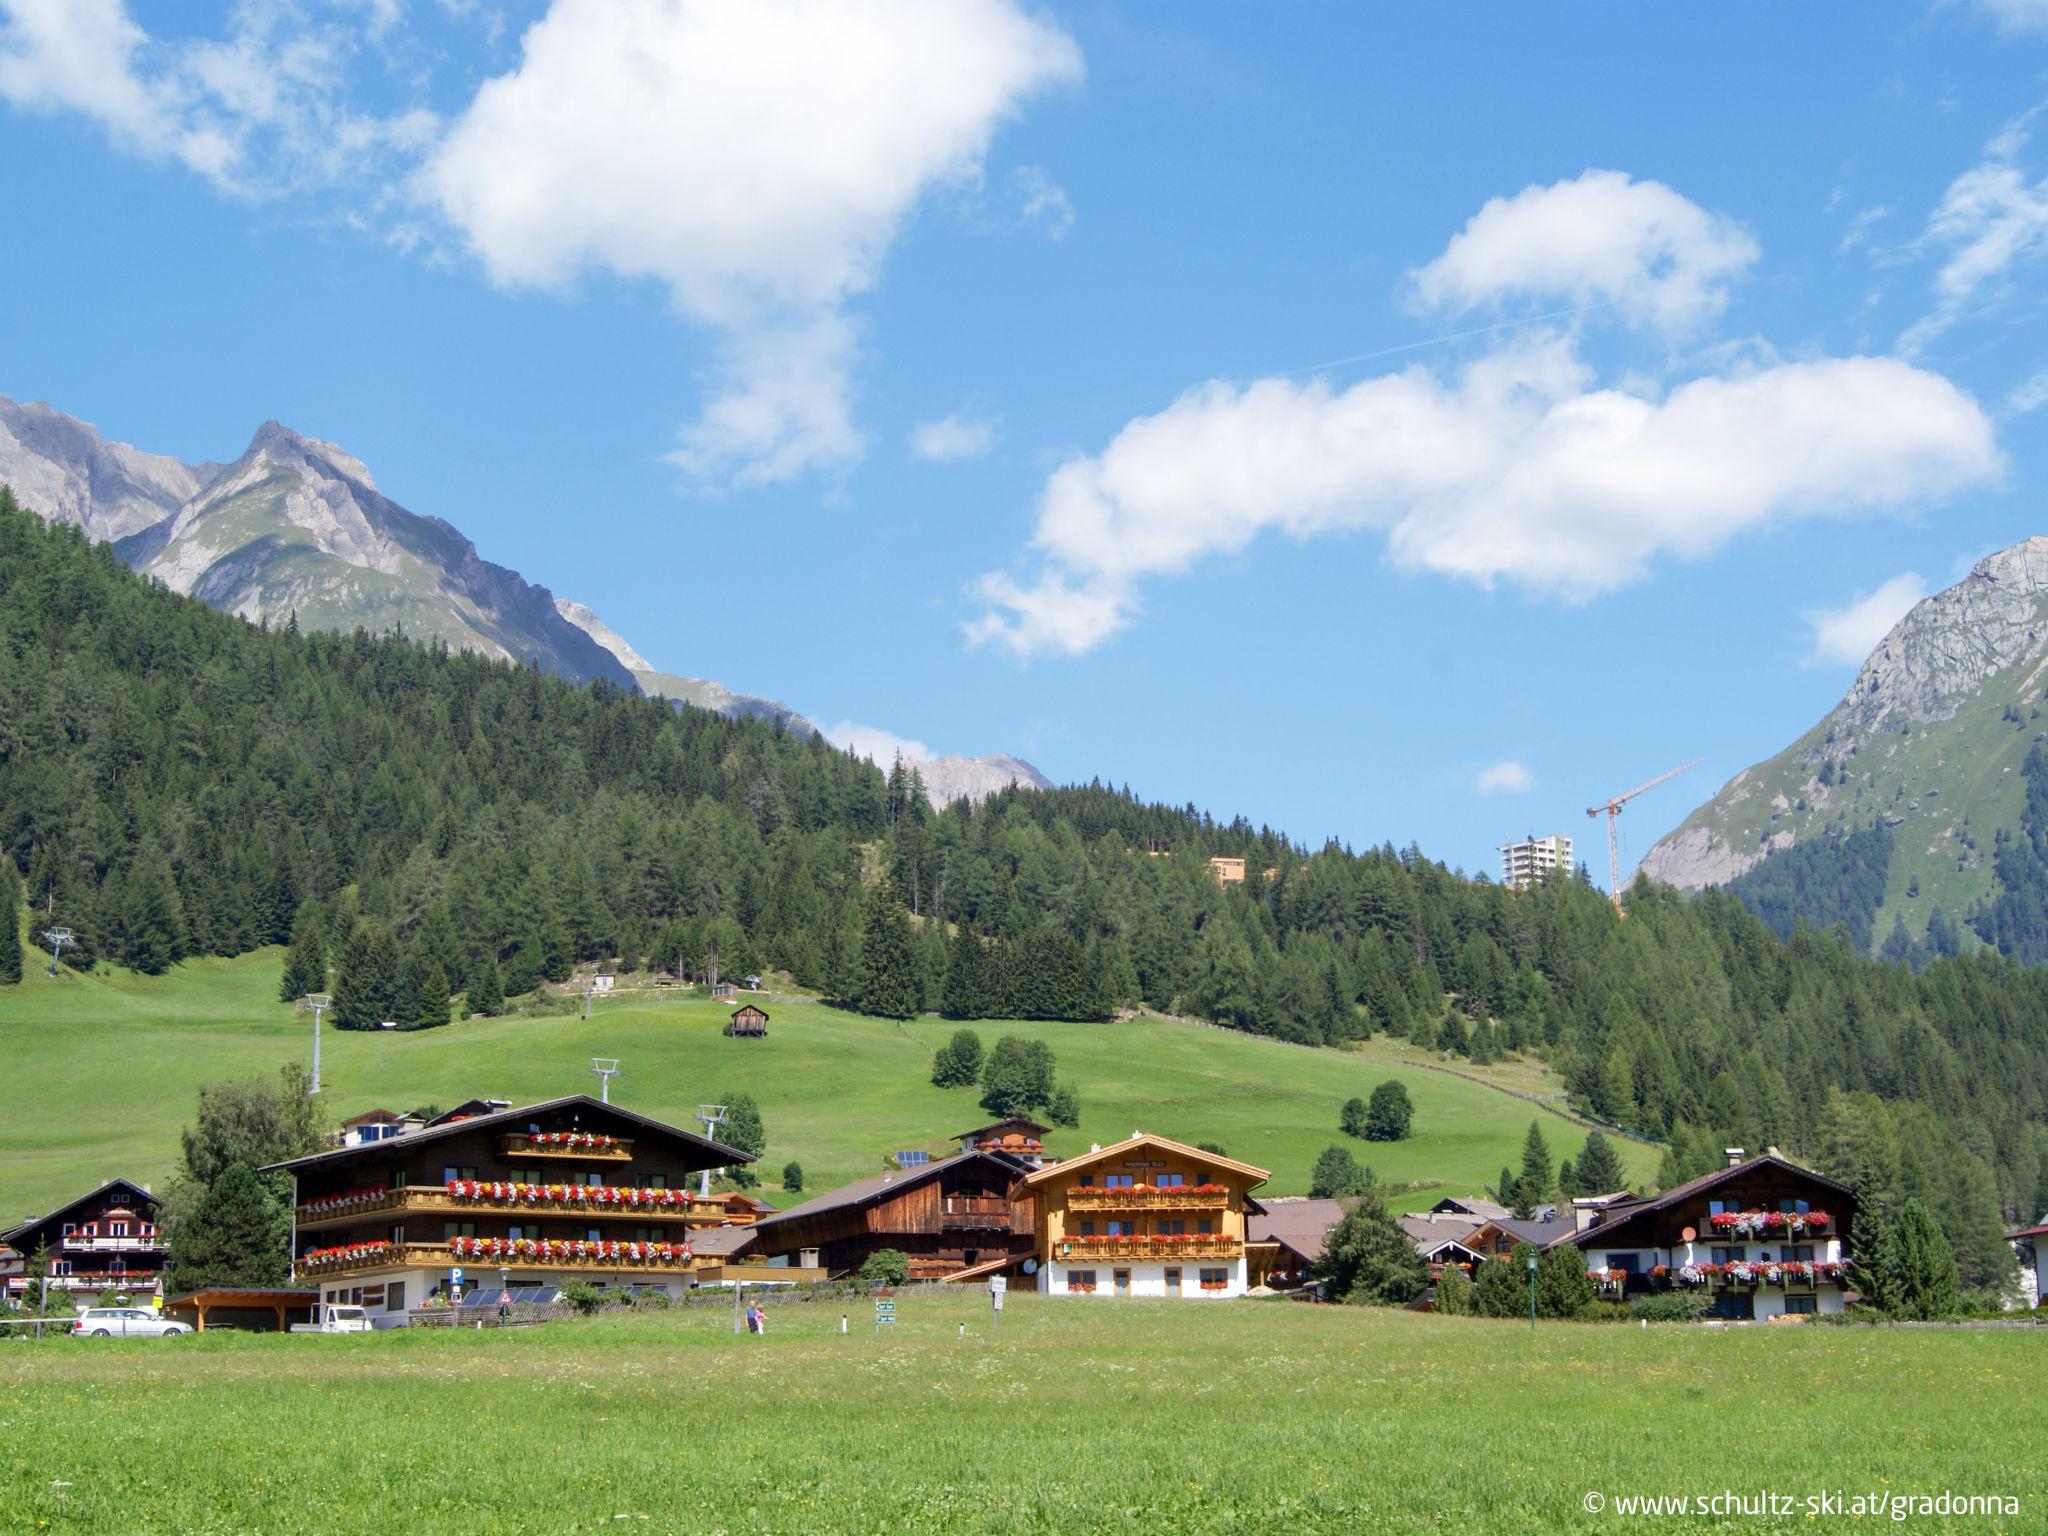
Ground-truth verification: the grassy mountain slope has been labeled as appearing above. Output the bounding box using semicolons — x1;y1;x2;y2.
0;946;1651;1222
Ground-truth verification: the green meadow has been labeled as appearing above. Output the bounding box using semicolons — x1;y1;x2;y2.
1;1289;2040;1535
0;948;1652;1219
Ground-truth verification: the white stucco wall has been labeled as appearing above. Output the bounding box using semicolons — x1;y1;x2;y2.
1038;1258;1247;1298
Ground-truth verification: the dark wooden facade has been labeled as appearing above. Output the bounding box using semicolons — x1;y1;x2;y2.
725;1005;769;1037
747;1152;1037;1279
0;1178;166;1299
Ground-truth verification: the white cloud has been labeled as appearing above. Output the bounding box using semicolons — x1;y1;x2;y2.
1012;165;1074;240
420;0;1080;485
2005;365;2048;417
1409;169;1759;334
1804;573;1928;666
1838;204;1891;255
821;720;932;765
910;410;999;462
1900;109;2048;355
970;337;1999;659
1475;761;1533;796
1976;0;2048;33
0;0;437;195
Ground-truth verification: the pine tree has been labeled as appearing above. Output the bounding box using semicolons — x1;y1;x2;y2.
941;923;991;1019
406;957;452;1029
1535;1243;1597;1318
0;854;21;985
1574;1130;1626;1195
278;908;326;1003
466;955;504;1016
1555;1156;1579;1199
853;879;921;1019
166;1161;289;1293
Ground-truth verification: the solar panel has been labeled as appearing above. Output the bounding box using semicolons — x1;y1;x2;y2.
895;1149;930;1167
461;1288;505;1308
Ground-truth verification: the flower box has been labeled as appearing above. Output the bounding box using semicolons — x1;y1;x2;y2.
447;1236;691;1266
298;1186;402;1221
300;1240;393;1274
1706;1210;1832;1238
442;1179;692;1210
498;1132;633;1161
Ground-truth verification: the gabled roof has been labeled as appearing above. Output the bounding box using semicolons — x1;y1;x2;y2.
0;1177;161;1246
1428;1195;1511;1221
749;1150;1020;1233
1020;1132;1269;1188
1250;1199;1350;1265
954;1117;1051;1141
1560;1153;1854;1249
260;1095;752;1174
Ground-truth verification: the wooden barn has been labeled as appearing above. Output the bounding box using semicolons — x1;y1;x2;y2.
744;1151;1036;1280
725;1004;769;1038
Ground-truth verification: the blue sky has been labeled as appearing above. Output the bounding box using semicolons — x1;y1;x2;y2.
7;2;2048;882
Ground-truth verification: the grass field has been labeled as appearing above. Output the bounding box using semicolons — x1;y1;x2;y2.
1;1289;2040;1534
0;948;1655;1221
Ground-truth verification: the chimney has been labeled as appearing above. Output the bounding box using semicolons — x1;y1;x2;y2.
1724;1147;1746;1168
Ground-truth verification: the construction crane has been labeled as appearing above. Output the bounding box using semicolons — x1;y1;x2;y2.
1586;760;1701;913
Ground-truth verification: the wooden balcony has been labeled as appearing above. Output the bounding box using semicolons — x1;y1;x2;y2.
1065;1186;1230;1212
940;1197;1016;1231
1060;1236;1243;1260
296;1242;702;1279
61;1236;164;1253
295;1186;721;1233
498;1133;635;1162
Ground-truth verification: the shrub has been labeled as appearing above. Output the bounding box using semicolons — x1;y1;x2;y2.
1433;1265;1474;1315
1628;1291;1709;1323
857;1249;909;1287
782;1161;804;1192
1309;1145;1368;1199
558;1279;605;1316
1339;1097;1369;1139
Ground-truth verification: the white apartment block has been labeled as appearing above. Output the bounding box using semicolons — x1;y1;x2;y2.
1499;833;1573;890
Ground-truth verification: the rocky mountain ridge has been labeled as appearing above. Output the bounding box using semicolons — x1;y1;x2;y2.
0;393;1047;805
1639;535;2048;949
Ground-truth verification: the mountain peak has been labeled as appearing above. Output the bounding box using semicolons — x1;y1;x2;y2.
240;419;377;491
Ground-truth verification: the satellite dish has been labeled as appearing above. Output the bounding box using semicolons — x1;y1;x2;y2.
1022;1259;1038;1275
1680;1225;1697;1243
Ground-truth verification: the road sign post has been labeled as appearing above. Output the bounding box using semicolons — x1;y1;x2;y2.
989;1274;1006;1332
874;1294;896;1331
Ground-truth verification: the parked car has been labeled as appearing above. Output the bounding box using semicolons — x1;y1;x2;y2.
72;1307;188;1338
288;1304;372;1334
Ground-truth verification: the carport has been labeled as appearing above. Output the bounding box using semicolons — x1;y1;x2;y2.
164;1288;319;1333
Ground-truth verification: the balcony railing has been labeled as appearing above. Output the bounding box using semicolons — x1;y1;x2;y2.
296;1240;700;1279
61;1236;163;1252
497;1133;634;1162
1061;1235;1243;1260
295;1185;717;1231
1065;1186;1230;1211
941;1198;1016;1230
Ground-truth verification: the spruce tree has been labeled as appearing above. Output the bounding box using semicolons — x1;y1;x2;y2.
941;923;990;1019
331;922;399;1029
466;955;504;1016
278;908;326;1003
0;854;20;985
117;847;183;975
1574;1130;1626;1195
853;880;921;1019
1516;1120;1554;1208
167;1161;289;1292
1891;1198;1961;1319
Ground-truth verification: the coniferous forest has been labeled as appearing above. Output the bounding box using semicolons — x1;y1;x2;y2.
2;493;2046;1288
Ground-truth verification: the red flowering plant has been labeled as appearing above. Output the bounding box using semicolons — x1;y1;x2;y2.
446;1236;690;1265
522;1132;619;1151
1707;1210;1833;1238
300;1240;393;1272
443;1179;691;1209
